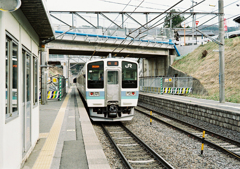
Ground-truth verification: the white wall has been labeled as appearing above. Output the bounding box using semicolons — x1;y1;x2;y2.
0;10;40;169
0;11;5;169
179;35;208;45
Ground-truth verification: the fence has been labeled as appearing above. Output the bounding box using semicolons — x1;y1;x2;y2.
139;77;193;95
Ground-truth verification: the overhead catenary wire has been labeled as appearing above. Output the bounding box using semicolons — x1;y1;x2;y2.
183;0;240;26
140;0;206;35
89;0;132;59
111;0;185;53
102;0;132;36
99;0;167;11
92;0;146;57
114;0;205;55
51;0;239;58
184;13;240;37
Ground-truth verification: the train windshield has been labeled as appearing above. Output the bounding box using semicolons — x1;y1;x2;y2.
87;61;104;88
122;61;137;88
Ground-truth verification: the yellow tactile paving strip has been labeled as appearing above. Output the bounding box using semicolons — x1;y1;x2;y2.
39;133;49;139
32;89;72;169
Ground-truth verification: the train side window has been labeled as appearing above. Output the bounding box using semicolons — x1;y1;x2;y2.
5;35;19;120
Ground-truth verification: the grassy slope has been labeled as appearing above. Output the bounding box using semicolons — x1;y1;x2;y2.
172;37;240;103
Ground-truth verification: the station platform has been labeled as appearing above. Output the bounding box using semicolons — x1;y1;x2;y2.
139;92;240;132
140;92;240;113
22;86;111;169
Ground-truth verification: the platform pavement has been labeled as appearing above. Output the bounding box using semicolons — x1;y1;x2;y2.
22;87;110;169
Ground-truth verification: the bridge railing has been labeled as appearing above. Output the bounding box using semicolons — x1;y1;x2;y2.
139;77;193;95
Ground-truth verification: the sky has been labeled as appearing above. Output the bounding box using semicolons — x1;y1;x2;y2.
46;0;240;29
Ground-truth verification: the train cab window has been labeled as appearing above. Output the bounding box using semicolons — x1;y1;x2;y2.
122;61;137;88
87;61;104;88
5;35;19;119
107;71;118;84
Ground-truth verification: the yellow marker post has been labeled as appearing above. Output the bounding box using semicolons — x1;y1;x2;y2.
201;131;205;155
150;111;152;125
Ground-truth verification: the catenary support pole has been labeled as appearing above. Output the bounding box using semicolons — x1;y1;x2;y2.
191;0;195;45
68;55;70;88
219;0;225;103
97;13;99;28
41;46;48;105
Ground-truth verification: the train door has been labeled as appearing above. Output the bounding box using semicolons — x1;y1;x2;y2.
22;50;31;154
106;70;120;102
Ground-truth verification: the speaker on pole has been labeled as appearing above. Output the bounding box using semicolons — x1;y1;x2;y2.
0;0;21;12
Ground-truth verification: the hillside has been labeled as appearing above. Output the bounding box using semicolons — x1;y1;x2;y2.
172;37;240;103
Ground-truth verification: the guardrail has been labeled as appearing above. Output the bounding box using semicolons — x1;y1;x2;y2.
139;77;193;95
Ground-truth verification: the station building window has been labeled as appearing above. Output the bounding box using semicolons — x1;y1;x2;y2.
5;35;19;119
33;56;38;105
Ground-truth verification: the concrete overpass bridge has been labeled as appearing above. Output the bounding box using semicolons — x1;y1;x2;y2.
47;30;180;76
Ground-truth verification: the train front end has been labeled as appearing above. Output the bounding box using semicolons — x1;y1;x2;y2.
86;59;138;122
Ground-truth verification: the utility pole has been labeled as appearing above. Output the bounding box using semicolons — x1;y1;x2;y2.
191;0;196;45
219;0;225;103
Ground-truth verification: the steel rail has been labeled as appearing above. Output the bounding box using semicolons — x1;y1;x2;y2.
101;123;132;169
101;123;175;169
135;105;240;161
121;123;175;169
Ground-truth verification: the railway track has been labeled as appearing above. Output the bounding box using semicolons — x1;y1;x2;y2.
101;122;174;169
135;105;240;161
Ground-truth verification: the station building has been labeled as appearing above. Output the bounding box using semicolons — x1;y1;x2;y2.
0;0;54;168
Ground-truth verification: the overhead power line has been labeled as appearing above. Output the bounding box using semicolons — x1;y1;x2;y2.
111;0;185;53
113;0;206;55
184;0;240;26
184;13;240;37
92;0;146;57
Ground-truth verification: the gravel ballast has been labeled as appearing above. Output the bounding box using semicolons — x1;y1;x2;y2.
93;109;240;168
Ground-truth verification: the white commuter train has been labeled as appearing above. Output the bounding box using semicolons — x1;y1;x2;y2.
77;58;139;121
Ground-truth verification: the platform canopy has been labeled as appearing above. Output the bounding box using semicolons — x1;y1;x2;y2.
20;0;54;41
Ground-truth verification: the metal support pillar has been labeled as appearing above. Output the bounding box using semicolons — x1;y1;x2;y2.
41;47;48;105
146;13;148;35
170;13;172;29
68;55;70;88
108;53;112;58
97;13;99;28
122;13;124;28
218;0;225;103
72;12;74;27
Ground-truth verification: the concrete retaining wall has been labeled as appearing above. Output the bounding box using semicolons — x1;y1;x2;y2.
139;94;240;132
176;45;200;56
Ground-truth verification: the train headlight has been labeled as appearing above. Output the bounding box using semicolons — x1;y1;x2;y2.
126;91;136;96
89;92;100;96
